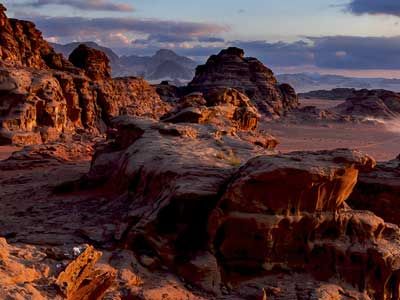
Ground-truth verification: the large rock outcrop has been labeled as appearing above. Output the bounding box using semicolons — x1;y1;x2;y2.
188;47;299;117
0;7;169;145
0;66;169;145
335;89;400;119
83;116;276;292
80;116;400;299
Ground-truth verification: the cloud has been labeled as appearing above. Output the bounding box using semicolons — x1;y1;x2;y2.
15;13;228;50
198;37;225;43
231;40;314;67
23;14;228;39
310;36;400;69
19;0;134;12
227;36;400;70
347;0;400;16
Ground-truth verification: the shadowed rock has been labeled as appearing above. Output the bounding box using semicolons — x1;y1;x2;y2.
69;44;111;81
348;155;400;226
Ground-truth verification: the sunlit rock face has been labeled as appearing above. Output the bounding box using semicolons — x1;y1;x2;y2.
188;47;299;118
0;4;72;71
0;6;170;145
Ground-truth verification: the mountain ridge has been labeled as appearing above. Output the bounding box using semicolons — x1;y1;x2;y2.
277;72;400;93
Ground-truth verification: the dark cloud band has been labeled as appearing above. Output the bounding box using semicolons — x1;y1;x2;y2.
19;0;134;12
347;0;400;16
24;15;228;39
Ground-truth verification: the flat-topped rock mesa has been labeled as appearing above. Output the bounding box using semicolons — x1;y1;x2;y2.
335;89;400;119
0;6;169;146
188;47;299;117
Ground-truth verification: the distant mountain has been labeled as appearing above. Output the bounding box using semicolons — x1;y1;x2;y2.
119;49;197;82
51;42;196;83
147;60;194;81
277;73;400;93
298;88;357;100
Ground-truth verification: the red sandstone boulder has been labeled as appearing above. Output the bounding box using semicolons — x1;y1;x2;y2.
214;149;375;215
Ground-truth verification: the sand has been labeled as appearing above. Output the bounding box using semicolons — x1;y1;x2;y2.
0;146;21;161
266;98;400;162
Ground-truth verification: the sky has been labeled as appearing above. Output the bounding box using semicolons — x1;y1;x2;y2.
4;0;400;77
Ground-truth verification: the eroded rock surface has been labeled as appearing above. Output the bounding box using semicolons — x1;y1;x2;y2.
80;118;400;299
188;47;299;117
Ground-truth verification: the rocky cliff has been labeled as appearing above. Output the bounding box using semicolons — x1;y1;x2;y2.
188;47;299;117
0;4;72;71
0;6;169;145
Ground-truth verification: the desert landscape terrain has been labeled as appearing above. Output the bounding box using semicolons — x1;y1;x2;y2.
2;2;400;300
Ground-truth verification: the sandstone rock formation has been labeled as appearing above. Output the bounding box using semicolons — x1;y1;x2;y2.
0;7;169;146
83;116;276;293
348;155;400;226
335;89;400;119
76;115;400;299
0;4;72;71
160;88;278;149
3;111;400;298
162;89;258;130
188;47;299;117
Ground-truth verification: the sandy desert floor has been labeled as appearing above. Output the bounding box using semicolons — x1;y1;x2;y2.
266;98;400;161
0;146;21;160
